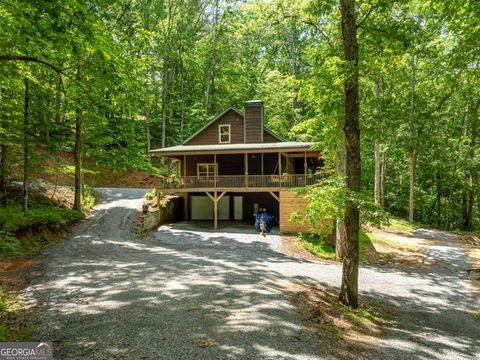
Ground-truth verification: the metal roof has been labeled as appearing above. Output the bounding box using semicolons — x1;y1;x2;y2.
150;141;315;157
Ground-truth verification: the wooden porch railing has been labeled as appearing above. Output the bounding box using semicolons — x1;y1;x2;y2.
158;174;323;190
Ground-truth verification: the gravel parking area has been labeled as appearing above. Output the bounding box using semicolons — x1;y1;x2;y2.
21;188;480;359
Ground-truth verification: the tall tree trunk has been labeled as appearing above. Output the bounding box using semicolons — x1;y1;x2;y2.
145;112;151;162
408;145;417;222
380;149;386;207
463;100;478;231
339;0;360;309
336;137;346;261
23;78;29;213
289;20;298;126
408;55;417;223
0;142;7;204
0;106;8;204
374;143;381;205
73;63;83;212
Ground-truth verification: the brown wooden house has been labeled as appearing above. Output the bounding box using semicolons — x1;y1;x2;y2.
150;100;323;232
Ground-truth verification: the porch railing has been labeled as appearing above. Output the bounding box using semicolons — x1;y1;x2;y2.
158;174;323;190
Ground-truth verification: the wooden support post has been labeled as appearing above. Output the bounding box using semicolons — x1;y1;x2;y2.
214;191;218;229
304;151;307;186
244;153;248;187
214;153;217;188
261;153;264;175
268;191;279;202
183;155;186;177
278;153;282;175
184;193;188;220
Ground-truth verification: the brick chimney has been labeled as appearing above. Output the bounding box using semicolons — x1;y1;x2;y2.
244;100;264;143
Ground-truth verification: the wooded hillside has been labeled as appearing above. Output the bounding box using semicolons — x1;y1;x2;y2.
0;0;478;230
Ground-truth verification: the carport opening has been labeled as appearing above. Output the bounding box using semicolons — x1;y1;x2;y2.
186;191;279;229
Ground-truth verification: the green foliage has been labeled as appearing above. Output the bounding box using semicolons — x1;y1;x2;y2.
388;218;419;234
144;188;157;201
0;231;21;259
291;177;389;232
296;233;336;260
82;186;95;212
0;205;82;235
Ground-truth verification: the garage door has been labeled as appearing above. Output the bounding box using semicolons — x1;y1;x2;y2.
191;196;229;220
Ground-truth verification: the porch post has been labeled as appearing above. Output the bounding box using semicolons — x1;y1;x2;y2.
244;153;248;187
214;191;218;229
304;151;307;186
214;153;217;188
261;153;264;175
183;155;186;177
278;153;282;175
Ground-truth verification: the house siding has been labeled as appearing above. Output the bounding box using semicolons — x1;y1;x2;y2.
263;129;282;143
185;109;244;145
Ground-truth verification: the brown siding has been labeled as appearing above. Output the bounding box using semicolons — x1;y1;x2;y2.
184;155;214;176
244;104;263;143
263;129;282;143
185;109;244;145
279;191;311;233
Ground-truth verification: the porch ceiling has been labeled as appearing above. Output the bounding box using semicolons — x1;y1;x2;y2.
150;141;317;157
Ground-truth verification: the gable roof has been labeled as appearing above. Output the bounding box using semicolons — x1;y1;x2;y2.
183;107;244;145
182;106;285;145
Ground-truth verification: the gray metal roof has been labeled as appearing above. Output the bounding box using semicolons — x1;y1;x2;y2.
150;141;315;156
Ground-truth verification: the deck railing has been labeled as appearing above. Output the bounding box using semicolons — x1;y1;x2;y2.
158;174;323;190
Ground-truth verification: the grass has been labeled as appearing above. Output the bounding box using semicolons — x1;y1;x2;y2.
297;229;416;264
0;205;83;260
291;283;386;357
0;285;35;341
367;232;417;252
388;218;419;234
296;233;336;260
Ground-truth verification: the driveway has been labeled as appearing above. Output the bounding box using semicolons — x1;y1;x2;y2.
22;188;480;359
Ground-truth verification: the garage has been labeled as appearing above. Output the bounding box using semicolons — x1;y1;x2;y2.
191;195;229;220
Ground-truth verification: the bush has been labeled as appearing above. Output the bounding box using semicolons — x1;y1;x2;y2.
0;205;83;234
82;186;96;211
296;232;336;260
144;188;157;201
0;231;21;259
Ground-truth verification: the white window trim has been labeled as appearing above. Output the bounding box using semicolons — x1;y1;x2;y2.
197;163;218;177
218;124;231;144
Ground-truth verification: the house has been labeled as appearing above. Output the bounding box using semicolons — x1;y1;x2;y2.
149;100;323;233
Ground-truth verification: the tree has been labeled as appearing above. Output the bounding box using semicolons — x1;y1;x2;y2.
338;0;360;308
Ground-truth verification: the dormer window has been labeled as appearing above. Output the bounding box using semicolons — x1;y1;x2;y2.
219;124;231;143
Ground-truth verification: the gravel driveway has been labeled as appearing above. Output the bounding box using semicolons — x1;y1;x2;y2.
22;188;480;359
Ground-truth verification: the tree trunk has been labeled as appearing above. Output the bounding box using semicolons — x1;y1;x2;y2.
374;142;381;205
380;149;386;207
0;107;8;204
462;100;478;231
339;0;360;309
23;78;29;213
408;55;417;223
408;145;417;222
336;139;346;261
73;63;83;212
0;142;7;204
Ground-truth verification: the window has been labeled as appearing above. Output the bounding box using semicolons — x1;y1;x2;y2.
197;163;217;177
219;124;231;143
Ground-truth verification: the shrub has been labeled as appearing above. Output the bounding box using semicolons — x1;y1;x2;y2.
144;188;157;201
0;231;21;259
82;186;96;211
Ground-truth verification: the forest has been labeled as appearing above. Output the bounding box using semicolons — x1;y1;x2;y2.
0;0;478;231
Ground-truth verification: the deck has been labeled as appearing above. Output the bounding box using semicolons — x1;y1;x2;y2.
157;174;322;192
